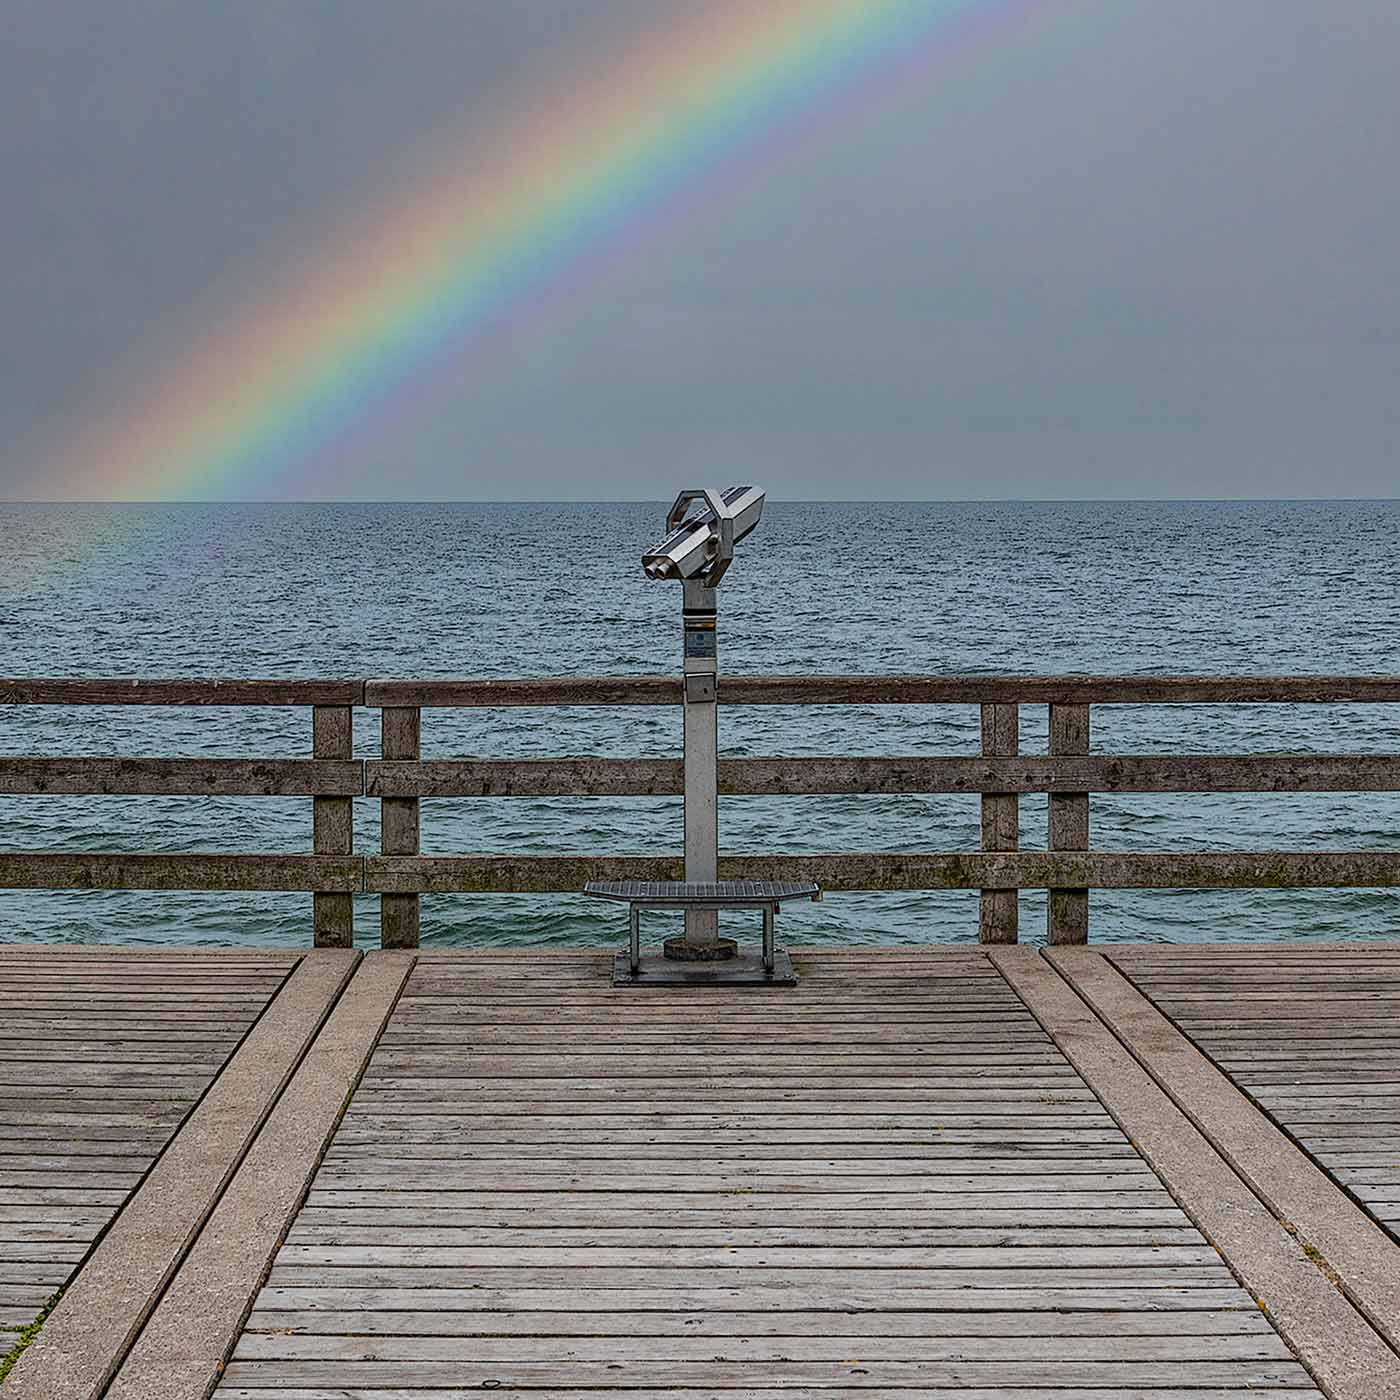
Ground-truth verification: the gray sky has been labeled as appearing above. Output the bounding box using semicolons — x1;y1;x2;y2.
3;0;1398;500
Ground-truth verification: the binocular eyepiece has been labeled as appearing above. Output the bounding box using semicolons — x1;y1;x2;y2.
642;485;765;586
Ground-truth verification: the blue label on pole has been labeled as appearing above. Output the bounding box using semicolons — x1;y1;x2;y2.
685;631;716;658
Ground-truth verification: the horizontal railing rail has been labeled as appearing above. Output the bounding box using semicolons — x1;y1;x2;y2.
0;758;362;796
4;753;1398;799
3;674;1399;948
365;755;1400;797
0;679;365;706
0;853;361;891
362;852;1400;893
365;675;1400;706
7;674;1400;706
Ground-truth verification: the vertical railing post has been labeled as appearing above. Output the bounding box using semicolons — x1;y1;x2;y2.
1048;702;1090;944
312;704;353;948
979;702;1019;944
380;706;421;948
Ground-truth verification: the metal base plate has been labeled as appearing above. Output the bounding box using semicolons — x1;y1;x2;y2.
613;950;797;987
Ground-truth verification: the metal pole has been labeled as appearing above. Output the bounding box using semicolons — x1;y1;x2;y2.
682;578;719;945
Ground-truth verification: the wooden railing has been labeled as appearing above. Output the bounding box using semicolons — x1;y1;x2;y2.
3;675;1399;948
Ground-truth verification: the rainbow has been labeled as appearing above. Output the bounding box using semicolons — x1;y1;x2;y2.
32;0;1042;501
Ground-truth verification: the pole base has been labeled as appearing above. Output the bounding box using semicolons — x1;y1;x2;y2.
613;950;797;987
663;936;737;962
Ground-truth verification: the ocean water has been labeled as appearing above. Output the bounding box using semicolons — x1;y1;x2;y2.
0;499;1397;949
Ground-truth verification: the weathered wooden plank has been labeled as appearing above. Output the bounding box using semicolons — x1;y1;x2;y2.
0;678;364;706
0;758;363;796
346;1083;1098;1101
0;1099;201;1119
370;1039;1057;1057
272;1243;1211;1269
232;1330;1287;1361
334;1110;1113;1133
334;1101;1117;1119
301;1188;1167;1212
327;1133;1130;1153
365;850;1400;891
247;1281;1255;1313
363;1041;1066;1061
382;1008;1043;1026
218;1357;1310;1387
979;702;1018;945
288;1206;1194;1228
366;751;1400;796
0;1213;129;1236
0;1170;143;1190
1113;943;1400;957
364;1045;1059;1064
1;1260;92;1284
0;945;298;960
284;1224;1197;1246
363;673;1400;707
354;1067;1082;1085
215;1386;1312;1400
241;1305;1275;1336
345;1078;1101;1099
0;991;272;1008
0;1154;151;1174
0;1205;122;1223
265;1263;1235;1290
317;1154;1139;1176
308;1170;1157;1194
0;853;362;892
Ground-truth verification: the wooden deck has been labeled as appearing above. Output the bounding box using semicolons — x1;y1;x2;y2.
3;945;1400;1398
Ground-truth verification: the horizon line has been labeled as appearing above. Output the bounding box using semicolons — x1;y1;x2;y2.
3;496;1399;507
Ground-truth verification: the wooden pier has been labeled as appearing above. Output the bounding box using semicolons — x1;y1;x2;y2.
2;943;1400;1398
3;674;1400;1394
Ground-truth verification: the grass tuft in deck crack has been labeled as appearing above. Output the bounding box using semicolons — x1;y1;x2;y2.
0;1290;63;1383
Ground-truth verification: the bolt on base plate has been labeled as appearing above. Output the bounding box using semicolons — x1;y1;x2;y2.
613;950;797;987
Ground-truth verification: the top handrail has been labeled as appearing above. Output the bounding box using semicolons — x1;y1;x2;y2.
4;674;1400;706
0;679;364;706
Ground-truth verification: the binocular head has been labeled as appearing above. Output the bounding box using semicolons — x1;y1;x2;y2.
642;486;766;586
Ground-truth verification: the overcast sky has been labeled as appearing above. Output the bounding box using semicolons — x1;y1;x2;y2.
3;0;1397;501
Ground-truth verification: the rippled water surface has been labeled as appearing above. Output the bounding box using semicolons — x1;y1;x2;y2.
1;500;1397;947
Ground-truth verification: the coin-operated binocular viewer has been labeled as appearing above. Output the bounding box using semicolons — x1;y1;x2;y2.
585;487;819;985
646;487;764;952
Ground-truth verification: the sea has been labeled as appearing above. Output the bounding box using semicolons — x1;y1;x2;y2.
1;499;1397;949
